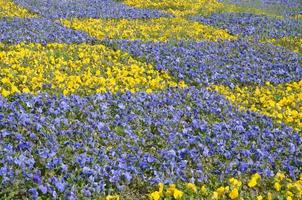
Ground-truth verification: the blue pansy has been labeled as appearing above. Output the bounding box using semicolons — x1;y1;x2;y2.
13;0;170;19
0;17;95;44
0;88;301;198
104;39;302;86
192;12;302;38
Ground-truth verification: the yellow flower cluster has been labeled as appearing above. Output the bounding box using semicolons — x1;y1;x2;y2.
123;0;224;17
248;173;261;188
212;81;302;132
149;183;164;200
292;14;302;20
212;178;242;199
0;43;184;97
268;37;302;54
148;173;302;199
105;194;120;200
123;0;269;17
150;183;184;200
61;17;235;42
0;0;36;18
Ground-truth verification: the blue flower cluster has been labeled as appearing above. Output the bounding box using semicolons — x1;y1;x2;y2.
1;88;301;198
0;17;95;44
13;0;170;19
104;39;302;86
192;13;302;38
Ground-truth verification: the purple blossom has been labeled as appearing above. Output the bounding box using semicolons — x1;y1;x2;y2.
192;13;302;38
0;17;95;44
104;39;302;86
13;0;170;19
0;89;301;198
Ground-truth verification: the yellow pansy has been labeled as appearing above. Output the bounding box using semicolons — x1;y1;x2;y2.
166;184;176;196
0;0;36;18
1;89;10;97
275;172;286;181
173;189;183;199
287;183;294;190
257;195;263;200
61;17;235;43
267;192;273;200
186;183;197;193
286;191;293;197
274;182;282;191
123;0;224;16
212;191;219;199
229;188;239;199
106;195;120;200
212;81;302;132
158;183;164;195
149;191;160;200
248;173;261;188
122;0;268;17
252;173;261;181
201;185;207;195
216;186;226;195
0;43;183;96
267;37;302;54
229;177;242;188
292;14;302;20
248;178;257;188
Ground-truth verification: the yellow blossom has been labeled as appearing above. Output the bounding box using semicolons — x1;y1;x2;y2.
122;0;267;17
0;0;36;18
212;82;302;132
229;188;239;199
149;191;160;200
212;191;219;199
248;179;257;188
267;192;273;200
166;184;176;196
248;174;261;188
178;80;187;88
106;195;120;200
267;37;302;54
216;186;226;195
274;182;281;191
229;178;242;188
286;191;293;197
1;89;10;97
186;183;197;193
287;183;294;190
275;172;286;181
158;183;164;194
201;185;207;195
257;195;263;200
0;43;182;96
146;89;153;94
173;189;183;199
123;0;224;16
252;173;261;180
61;17;235;43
